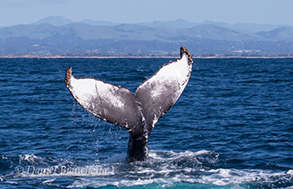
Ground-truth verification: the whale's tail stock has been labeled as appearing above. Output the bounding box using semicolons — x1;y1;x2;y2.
65;47;193;161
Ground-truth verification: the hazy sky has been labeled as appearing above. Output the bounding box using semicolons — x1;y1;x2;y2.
0;0;292;26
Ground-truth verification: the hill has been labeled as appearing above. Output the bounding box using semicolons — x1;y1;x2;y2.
0;17;292;57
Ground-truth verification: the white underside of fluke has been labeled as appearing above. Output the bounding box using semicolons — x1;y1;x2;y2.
139;53;191;102
68;78;126;111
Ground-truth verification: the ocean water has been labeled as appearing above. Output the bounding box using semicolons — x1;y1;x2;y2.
0;58;292;188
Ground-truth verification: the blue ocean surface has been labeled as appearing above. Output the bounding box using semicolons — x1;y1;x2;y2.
0;58;292;188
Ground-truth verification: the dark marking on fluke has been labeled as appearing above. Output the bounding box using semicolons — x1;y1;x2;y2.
65;47;193;161
65;66;72;88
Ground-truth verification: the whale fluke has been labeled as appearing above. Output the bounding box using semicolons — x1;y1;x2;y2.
65;66;143;132
65;46;193;161
136;47;193;134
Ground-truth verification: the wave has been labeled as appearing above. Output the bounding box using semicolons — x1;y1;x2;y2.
1;151;292;188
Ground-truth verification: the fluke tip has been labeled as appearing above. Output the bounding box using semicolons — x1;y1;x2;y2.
180;46;193;63
65;66;72;88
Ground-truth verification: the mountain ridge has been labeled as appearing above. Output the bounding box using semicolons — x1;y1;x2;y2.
0;16;292;57
29;16;290;32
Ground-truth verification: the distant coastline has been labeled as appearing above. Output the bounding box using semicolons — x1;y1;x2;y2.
1;18;292;59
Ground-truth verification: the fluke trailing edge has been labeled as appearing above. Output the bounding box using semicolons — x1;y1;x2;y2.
65;47;193;161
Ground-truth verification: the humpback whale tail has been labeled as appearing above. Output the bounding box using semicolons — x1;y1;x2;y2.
65;47;193;161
